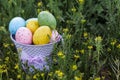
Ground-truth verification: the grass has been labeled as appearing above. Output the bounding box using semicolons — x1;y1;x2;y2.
0;0;120;80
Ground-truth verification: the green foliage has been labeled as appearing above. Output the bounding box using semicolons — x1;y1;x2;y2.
0;0;120;80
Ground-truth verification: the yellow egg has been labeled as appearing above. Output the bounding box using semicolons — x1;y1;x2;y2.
26;20;39;34
33;26;52;45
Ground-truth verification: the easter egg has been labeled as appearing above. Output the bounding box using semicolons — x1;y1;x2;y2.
38;11;56;29
26;18;38;24
15;27;32;44
33;26;52;45
50;30;61;42
26;20;39;34
9;17;25;35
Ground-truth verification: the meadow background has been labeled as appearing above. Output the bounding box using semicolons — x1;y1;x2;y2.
0;0;120;80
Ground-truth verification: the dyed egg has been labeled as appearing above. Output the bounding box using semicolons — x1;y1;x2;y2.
38;11;56;29
33;26;52;45
50;30;61;42
15;27;32;44
26;20;39;34
26;18;38;24
9;17;25;35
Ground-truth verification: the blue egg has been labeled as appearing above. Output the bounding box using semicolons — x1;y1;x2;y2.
25;18;38;24
9;17;25;35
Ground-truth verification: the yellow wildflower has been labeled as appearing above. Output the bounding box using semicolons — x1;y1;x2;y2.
3;43;9;48
63;28;69;32
14;64;19;69
78;0;84;4
37;2;42;7
53;58;57;62
58;72;64;78
33;74;37;79
94;76;105;80
80;49;85;54
76;50;79;53
0;65;3;73
74;76;82;80
88;45;93;50
55;70;64;79
66;34;72;39
2;69;7;73
74;54;80;59
83;32;88;38
17;74;21;79
0;64;7;73
72;65;77;71
94;77;100;80
57;51;65;58
117;44;120;48
37;9;41;13
41;73;44;77
110;39;117;46
81;19;86;24
5;57;9;61
57;51;63;56
95;36;102;42
0;27;5;31
48;72;53;76
71;7;76;12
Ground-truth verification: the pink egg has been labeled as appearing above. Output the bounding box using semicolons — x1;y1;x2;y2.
15;27;32;44
50;30;61;42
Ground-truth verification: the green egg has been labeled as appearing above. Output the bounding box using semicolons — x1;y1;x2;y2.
38;11;57;29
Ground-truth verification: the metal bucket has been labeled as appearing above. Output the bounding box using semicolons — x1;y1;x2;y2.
10;34;61;71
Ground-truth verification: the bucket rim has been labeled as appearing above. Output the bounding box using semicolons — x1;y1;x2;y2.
10;34;59;47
